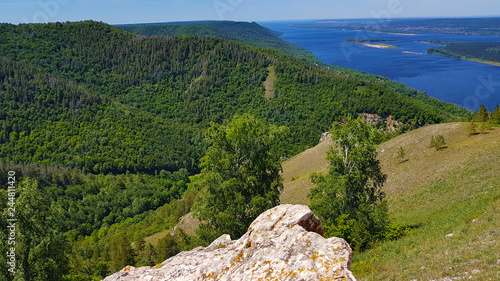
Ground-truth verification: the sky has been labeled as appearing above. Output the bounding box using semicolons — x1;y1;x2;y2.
0;0;499;25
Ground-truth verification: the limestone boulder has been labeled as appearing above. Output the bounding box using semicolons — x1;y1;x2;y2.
103;204;356;281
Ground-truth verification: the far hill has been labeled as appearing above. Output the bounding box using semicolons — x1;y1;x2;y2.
0;21;469;175
428;41;500;66
281;122;500;280
117;21;472;116
116;21;320;63
0;21;475;280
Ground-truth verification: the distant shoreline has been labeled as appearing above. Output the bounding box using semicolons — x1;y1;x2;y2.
375;31;419;36
426;42;500;67
429;52;500;67
353;29;419;36
460;57;500;67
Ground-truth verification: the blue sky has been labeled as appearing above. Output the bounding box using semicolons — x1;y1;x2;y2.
1;0;499;24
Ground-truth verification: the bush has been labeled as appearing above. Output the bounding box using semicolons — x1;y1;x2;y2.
429;135;446;150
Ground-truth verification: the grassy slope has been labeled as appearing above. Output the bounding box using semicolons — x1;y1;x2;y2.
280;123;500;280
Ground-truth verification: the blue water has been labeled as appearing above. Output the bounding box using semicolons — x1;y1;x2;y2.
262;21;500;111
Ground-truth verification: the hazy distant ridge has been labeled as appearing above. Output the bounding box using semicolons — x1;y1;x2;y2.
116;21;319;62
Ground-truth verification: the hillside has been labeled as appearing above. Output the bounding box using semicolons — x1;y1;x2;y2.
116;21;320;63
0;20;474;280
0;21;469;175
280;122;500;280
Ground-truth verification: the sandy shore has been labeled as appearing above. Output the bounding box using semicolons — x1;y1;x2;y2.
403;51;422;55
362;43;398;49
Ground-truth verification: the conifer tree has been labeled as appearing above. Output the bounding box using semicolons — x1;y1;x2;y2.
474;105;488;123
396;146;407;163
430;135;446;150
110;234;135;272
493;105;500;123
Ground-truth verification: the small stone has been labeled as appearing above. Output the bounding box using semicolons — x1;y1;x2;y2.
446;233;454;238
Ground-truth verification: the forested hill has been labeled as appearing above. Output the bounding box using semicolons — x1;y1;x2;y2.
0;20;469;176
0;20;474;280
116;20;320;62
428;42;500;64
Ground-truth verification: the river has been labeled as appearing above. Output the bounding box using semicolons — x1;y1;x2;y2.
262;21;500;111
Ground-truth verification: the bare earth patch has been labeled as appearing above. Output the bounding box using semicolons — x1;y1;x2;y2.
263;65;276;99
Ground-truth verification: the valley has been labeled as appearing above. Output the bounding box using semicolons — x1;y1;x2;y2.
0;17;498;281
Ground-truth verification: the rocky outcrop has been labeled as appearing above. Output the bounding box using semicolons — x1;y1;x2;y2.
103;204;356;281
320;132;332;143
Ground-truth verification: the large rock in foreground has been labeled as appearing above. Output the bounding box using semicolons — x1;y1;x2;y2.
104;204;357;281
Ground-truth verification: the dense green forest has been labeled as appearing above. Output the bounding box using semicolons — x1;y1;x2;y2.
117;21;320;63
0;21;470;174
0;20;472;280
427;42;500;63
117;21;472;117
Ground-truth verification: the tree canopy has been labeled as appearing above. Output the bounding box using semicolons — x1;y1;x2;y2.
308;117;389;251
193;115;287;242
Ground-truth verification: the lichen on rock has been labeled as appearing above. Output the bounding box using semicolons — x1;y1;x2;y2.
103;204;357;281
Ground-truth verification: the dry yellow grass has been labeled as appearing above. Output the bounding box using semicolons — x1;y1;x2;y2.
378;122;498;195
280;122;500;280
280;138;333;205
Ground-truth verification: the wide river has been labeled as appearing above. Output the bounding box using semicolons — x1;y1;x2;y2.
262;21;500;111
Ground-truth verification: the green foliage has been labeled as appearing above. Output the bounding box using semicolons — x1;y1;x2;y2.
308;117;389;251
0;21;474;279
0;21;470;177
467;121;479;136
428;42;500;63
429;135;446;151
383;222;409;241
474;105;488;122
155;235;179;264
0;161;192;280
493;105;500;123
110;234;135;272
193;115;286;241
0;178;69;280
117;21;320;63
468;105;499;135
396;146;407;163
